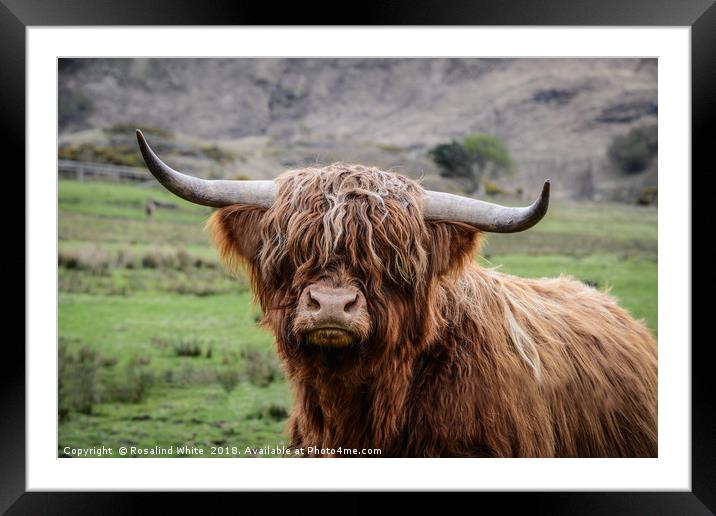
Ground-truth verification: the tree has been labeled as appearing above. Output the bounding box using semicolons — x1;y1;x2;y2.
429;134;513;194
428;141;474;190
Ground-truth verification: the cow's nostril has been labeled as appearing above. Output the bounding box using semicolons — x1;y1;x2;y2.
307;290;321;310
344;294;359;313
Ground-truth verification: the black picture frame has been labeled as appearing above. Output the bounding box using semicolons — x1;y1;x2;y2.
6;0;710;513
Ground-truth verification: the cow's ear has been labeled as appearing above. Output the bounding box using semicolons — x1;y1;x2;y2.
206;205;267;274
425;221;482;277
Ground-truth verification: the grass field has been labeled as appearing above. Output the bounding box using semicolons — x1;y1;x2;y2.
58;179;657;458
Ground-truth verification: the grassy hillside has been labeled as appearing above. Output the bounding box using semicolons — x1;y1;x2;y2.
58;179;657;457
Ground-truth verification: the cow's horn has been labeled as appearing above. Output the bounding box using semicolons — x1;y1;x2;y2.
423;181;550;233
136;129;276;208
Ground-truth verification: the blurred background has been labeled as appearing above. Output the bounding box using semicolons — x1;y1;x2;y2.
58;58;657;457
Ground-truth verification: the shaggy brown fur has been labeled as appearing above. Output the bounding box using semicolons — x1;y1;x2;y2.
207;163;658;457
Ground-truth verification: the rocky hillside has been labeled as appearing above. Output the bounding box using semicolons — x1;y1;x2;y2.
58;58;657;202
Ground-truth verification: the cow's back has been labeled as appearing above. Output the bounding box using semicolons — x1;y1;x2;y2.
422;268;658;457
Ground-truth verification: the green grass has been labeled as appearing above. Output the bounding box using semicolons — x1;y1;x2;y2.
479;201;657;260
59;180;213;225
58;292;289;458
57;179;657;457
59;292;270;356
60;383;291;457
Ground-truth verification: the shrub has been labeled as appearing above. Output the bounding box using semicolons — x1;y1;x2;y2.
100;355;119;368
175;249;193;270
58;247;112;273
58;342;98;417
484;181;508;196
162;369;174;383
169;282;229;297
608;124;657;174
104;365;154;404
636;186;658;206
151;336;168;350
239;347;283;387
221;351;240;365
171;338;204;358
131;354;151;366
175;364;216;386
247;403;289;421
59;247;219;274
116;248;140;269
217;368;240;393
141;251;165;269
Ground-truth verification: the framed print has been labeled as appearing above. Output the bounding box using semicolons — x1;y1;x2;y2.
6;0;712;513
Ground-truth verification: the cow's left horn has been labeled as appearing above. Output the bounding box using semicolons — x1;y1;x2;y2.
423;181;550;233
136;129;276;208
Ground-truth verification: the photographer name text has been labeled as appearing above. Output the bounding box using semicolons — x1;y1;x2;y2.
62;445;382;457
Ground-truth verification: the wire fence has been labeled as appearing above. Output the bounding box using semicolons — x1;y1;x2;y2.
58;160;151;184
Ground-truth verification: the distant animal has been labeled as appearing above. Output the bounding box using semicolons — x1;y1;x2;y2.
144;198;178;217
137;129;657;457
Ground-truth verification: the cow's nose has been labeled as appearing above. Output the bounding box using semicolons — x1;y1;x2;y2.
300;285;365;325
308;288;358;313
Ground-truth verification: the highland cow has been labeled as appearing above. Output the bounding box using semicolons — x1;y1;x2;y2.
136;130;657;458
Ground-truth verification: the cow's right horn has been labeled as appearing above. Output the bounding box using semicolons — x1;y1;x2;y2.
136;129;276;208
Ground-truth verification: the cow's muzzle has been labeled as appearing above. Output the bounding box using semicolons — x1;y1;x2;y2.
296;284;368;347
